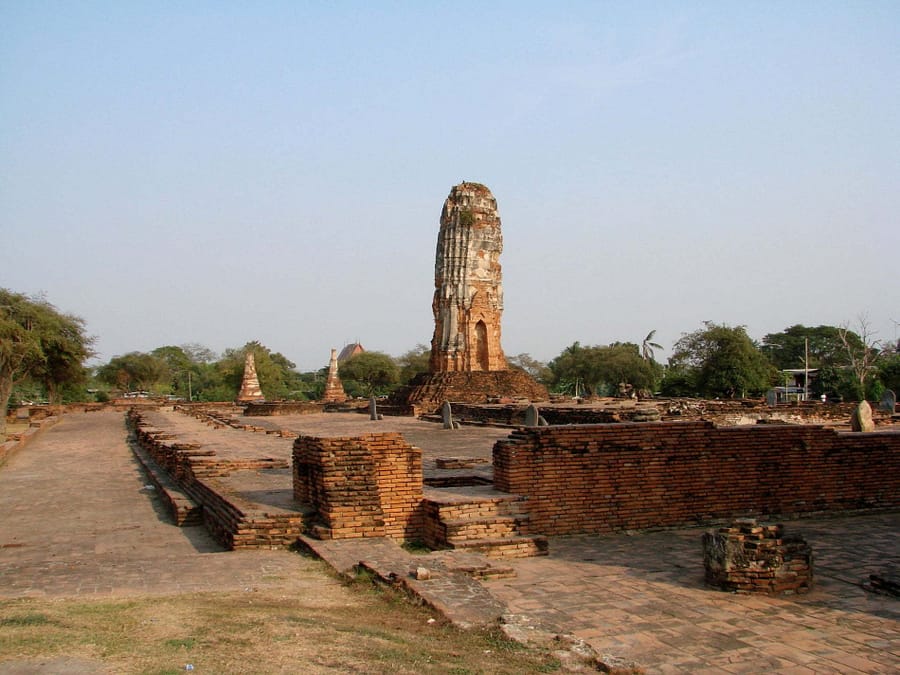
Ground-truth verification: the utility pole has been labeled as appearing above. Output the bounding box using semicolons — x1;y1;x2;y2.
804;337;809;402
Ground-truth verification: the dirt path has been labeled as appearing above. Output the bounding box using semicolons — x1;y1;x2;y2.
0;411;342;599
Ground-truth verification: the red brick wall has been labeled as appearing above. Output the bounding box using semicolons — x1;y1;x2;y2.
493;422;900;535
293;433;424;540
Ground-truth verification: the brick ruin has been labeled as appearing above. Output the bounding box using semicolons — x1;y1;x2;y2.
292;433;424;540
236;352;265;403
703;518;813;595
128;402;899;568
393;182;547;413
430;182;506;373
290;432;546;557
493;422;900;535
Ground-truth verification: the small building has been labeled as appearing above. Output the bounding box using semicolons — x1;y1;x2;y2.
337;342;364;362
776;368;819;402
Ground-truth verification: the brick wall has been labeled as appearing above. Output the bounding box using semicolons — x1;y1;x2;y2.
493;421;900;535
293;433;424;540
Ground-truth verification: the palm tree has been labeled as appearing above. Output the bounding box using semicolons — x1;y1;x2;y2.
641;330;663;361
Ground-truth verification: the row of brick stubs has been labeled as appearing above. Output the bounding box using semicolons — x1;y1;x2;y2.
437;400;871;427
493;421;900;536
703;519;813;595
436;403;660;426
174;404;299;438
127;410;304;549
293;433;424;541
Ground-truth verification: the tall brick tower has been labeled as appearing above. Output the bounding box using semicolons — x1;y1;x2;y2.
431;182;507;373
390;181;547;413
236;352;265;403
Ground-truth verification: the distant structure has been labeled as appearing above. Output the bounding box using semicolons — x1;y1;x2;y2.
236;352;265;403
431;181;507;372
322;348;347;403
337;342;365;362
391;181;547;413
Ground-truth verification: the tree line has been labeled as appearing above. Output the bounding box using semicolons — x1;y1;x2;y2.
3;288;899;438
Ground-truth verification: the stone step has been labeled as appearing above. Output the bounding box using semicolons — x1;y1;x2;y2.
423;486;528;520
448;535;549;559
443;514;529;541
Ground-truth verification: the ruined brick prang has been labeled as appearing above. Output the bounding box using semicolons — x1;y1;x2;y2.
321;348;347;403
430;182;506;372
236;352;265;403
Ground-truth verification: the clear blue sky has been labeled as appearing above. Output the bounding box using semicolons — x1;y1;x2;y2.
2;2;898;370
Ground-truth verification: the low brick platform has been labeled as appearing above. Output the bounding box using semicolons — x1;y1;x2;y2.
128;408;308;549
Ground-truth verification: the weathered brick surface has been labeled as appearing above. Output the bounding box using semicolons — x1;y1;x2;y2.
494;421;900;535
394;370;548;415
128;410;304;549
703;519;813;595
431;182;506;373
293;433;424;540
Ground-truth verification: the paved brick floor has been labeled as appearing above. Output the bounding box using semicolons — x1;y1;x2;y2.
0;411;343;600
484;514;900;673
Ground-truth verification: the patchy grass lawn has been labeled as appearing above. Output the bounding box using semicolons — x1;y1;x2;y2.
0;580;562;674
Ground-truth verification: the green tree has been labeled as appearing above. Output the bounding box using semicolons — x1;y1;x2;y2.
641;330;663;361
1;289;93;438
96;352;170;393
838;317;882;401
339;352;399;396
180;342;218;364
669;322;774;398
877;354;900;395
548;342;661;397
761;324;858;370
507;353;553;384
151;345;215;401
395;344;431;385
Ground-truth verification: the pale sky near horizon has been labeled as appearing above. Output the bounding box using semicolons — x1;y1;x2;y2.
2;2;898;371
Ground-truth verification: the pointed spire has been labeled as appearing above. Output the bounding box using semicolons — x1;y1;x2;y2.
236;352;265;402
322;348;347;403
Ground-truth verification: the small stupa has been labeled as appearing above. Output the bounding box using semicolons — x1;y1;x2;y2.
322;348;347;403
236;352;265;403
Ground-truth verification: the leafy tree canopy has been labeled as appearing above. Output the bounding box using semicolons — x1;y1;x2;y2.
669;322;774;398
877;354;900;395
395;344;431;385
548;342;661;396
339;351;399;396
1;289;93;437
760;324;861;370
96;352;170;393
507;353;553;385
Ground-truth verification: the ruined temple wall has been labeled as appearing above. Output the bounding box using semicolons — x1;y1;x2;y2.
293;433;424;540
493;422;900;536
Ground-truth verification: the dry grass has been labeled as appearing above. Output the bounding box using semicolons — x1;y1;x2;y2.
0;578;563;674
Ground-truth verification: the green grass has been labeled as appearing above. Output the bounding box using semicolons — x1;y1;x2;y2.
0;614;53;627
0;587;567;674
